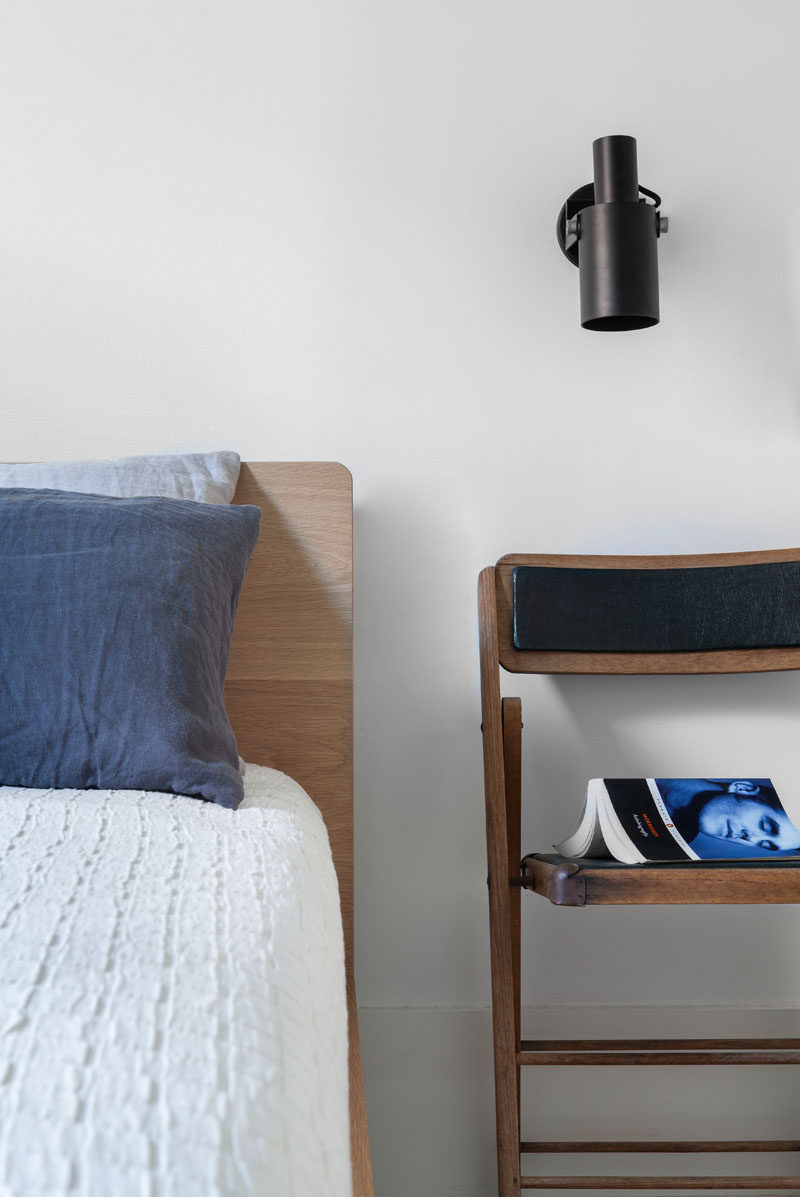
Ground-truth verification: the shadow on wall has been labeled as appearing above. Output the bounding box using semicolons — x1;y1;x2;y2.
351;489;490;1000
548;669;800;793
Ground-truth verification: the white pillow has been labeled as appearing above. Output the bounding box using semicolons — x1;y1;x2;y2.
0;451;241;504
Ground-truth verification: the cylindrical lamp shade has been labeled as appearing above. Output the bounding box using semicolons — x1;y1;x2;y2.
578;200;659;331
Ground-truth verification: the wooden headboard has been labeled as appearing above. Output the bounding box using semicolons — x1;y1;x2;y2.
226;462;372;1196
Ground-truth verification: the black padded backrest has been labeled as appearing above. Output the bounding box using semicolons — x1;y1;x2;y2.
513;562;800;653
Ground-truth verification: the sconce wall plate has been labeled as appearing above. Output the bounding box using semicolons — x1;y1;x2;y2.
557;136;667;331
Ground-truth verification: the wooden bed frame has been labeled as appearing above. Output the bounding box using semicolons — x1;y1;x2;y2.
226;462;373;1197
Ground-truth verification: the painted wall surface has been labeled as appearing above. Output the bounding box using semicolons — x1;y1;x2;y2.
2;1;800;1192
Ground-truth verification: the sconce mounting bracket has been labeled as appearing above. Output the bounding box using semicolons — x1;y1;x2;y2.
556;183;663;266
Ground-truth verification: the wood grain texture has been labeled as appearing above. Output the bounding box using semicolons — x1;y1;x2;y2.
520;1142;800;1154
227;463;373;1197
519;1178;800;1190
518;1050;800;1066
479;569;521;1196
495;549;800;675
520;1039;800;1052
520;855;800;906
502;697;523;1135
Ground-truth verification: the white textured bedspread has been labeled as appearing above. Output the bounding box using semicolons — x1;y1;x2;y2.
0;765;351;1197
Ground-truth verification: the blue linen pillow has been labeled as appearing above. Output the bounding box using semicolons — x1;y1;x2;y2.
0;488;260;808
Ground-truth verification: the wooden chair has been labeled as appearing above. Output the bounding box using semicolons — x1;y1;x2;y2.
478;548;800;1196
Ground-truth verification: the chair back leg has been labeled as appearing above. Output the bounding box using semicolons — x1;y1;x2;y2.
480;569;521;1194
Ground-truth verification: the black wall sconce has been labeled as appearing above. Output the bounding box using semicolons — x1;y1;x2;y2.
556;135;668;331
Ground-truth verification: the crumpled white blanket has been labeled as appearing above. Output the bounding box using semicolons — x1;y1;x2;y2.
0;765;351;1197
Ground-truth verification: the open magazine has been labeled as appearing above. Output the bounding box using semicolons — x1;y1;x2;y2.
555;778;800;864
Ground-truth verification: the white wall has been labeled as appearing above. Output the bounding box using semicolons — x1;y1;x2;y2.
3;1;800;1192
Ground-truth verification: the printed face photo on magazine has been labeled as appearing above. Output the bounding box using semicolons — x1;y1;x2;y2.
655;779;800;857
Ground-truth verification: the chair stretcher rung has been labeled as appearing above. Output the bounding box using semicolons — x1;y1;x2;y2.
519;1049;800;1066
519;1178;800;1190
520;1039;800;1052
518;1038;800;1066
521;1142;800;1155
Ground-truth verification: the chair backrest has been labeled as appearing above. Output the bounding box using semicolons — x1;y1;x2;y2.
493;548;800;675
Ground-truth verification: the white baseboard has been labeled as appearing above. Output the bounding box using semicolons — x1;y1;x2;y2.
359;1004;800;1197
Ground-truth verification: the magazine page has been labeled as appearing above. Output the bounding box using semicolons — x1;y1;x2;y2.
650;778;800;860
555;779;609;858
